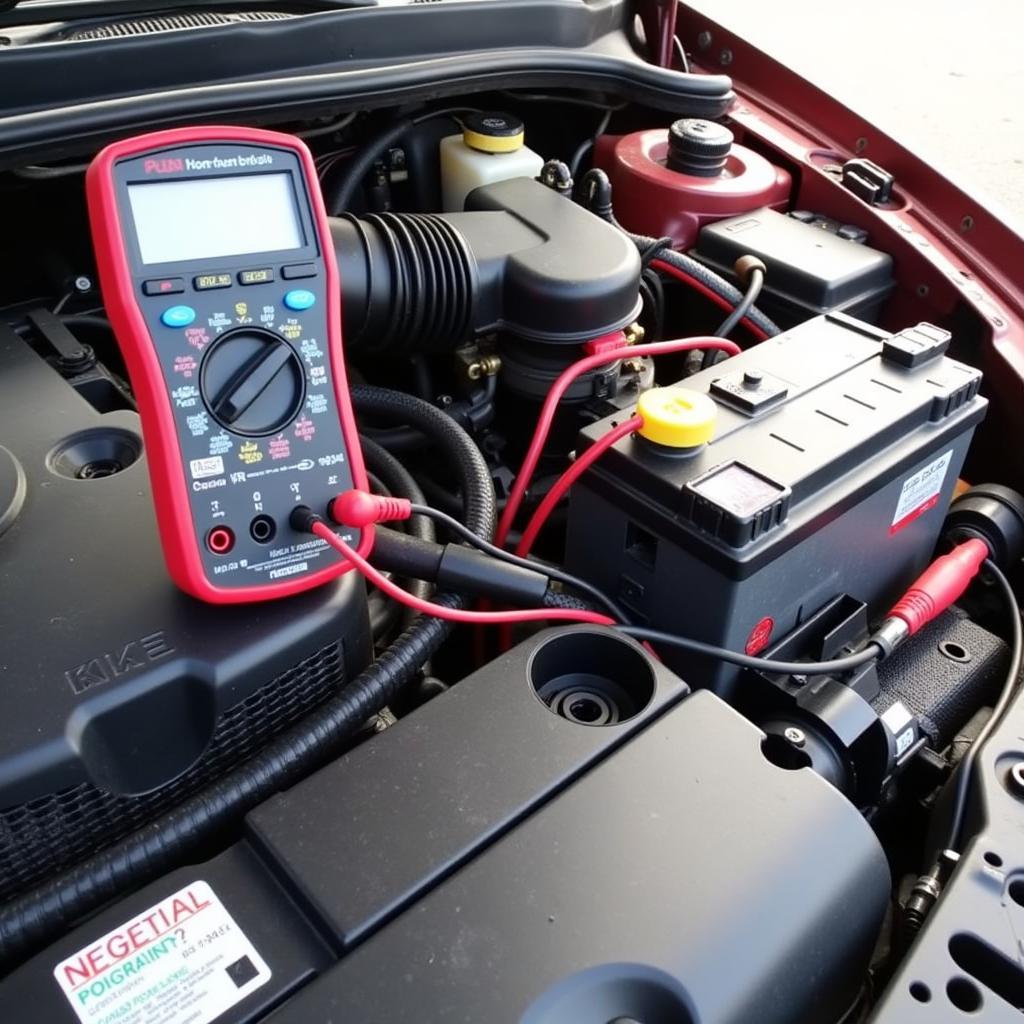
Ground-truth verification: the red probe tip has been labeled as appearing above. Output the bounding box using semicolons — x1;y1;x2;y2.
888;538;990;636
329;489;412;528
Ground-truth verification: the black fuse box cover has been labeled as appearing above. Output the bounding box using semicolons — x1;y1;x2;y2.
694;207;894;326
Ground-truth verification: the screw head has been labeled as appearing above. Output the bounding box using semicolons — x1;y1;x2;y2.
1009;761;1024;796
783;726;806;748
73;275;92;293
719;48;733;67
697;30;712;50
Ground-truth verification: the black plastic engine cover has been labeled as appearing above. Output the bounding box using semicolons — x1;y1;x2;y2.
0;628;888;1023
261;689;889;1024
0;327;370;899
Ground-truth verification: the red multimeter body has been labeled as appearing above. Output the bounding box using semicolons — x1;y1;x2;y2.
86;126;371;603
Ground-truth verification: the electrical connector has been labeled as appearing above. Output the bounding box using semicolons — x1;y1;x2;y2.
330;490;412;528
873;539;990;656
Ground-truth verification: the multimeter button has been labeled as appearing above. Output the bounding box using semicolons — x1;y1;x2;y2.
239;268;274;286
161;305;196;328
194;273;232;291
142;277;185;296
283;289;316;311
281;263;317;280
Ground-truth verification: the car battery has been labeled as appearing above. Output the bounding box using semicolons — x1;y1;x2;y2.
565;313;986;696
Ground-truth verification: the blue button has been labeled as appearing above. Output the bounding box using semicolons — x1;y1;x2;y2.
283;289;316;311
161;305;196;328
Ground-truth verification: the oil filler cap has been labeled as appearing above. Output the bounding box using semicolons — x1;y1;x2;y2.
637;387;716;450
666;118;733;177
462;111;527;154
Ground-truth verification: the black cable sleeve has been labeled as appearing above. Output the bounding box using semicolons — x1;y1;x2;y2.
437;544;549;606
644;246;780;339
543;590;593;611
408;503;629;623
370;528;444;582
578;167;781;340
0;390;495;972
715;266;765;339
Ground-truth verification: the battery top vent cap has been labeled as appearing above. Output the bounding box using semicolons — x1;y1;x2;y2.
637;387;716;449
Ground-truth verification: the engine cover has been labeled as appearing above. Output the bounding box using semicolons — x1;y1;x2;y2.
0;628;889;1024
0;327;371;900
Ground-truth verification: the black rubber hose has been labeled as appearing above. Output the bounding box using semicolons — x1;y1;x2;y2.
360;434;433;544
579;168;781;340
702;259;767;368
640;244;780;340
361;423;430;453
0;390;495;972
327;107;479;215
715;264;766;339
360;434;433;623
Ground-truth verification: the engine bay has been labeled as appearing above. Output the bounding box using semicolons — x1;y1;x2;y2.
1;26;1024;1020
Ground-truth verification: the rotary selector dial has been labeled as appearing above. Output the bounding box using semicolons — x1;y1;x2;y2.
199;328;306;436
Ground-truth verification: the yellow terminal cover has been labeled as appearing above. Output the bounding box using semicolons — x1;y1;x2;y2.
636;387;716;448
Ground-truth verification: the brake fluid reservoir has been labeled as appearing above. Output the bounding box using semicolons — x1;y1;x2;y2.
440;111;544;212
594;118;792;248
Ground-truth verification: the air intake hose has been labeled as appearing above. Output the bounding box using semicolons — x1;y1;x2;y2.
330;176;642;354
333;212;478;353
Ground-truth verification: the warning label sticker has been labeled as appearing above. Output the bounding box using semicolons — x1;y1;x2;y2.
890;450;953;535
53;881;271;1024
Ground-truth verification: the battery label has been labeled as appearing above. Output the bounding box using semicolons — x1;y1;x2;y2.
890;450;953;535
53;881;271;1024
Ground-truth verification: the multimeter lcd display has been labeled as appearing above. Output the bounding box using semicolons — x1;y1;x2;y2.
127;172;304;264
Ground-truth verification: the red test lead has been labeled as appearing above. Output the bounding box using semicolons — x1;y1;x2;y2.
873;539;991;655
329;490;411;528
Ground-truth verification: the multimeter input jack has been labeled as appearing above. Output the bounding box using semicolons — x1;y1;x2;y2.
249;515;277;544
205;526;235;555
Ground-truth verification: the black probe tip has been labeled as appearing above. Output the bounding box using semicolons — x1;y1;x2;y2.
290;505;323;534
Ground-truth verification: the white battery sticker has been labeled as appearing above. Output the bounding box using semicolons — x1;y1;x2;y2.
53;881;271;1024
890;450;953;535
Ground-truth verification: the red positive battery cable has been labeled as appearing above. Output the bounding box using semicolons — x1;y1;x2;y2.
650;259;772;343
514;414;642;558
494;333;742;550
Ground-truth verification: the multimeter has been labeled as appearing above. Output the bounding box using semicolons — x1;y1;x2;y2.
86;126;371;603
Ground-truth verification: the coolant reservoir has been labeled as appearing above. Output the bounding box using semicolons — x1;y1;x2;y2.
440;111;544;212
594;118;792;248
